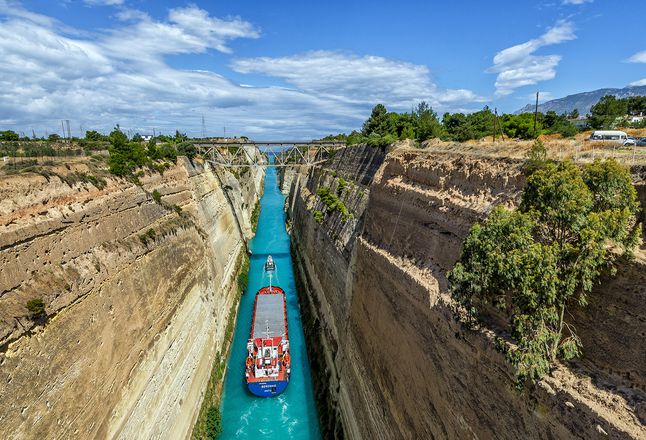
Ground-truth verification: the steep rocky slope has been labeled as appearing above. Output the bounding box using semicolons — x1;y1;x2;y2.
0;157;263;439
284;144;645;439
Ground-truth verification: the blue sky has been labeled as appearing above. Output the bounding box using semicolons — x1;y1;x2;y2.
0;0;645;139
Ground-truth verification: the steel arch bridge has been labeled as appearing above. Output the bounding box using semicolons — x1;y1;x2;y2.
195;140;346;167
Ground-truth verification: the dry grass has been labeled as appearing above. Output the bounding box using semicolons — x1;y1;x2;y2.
413;131;646;165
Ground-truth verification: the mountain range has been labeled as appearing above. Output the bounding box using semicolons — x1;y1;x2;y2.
515;85;646;115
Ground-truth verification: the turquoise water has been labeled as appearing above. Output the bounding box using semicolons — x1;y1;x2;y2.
219;167;321;439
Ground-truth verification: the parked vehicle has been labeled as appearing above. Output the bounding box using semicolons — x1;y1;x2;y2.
624;137;637;146
589;130;628;142
637;138;646;146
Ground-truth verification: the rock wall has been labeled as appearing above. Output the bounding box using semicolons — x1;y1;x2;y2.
0;157;263;439
286;145;645;439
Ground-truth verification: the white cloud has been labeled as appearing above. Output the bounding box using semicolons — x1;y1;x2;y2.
0;4;481;139
231;51;482;110
489;21;576;96
627;50;646;63
629;79;646;87
83;0;124;6
562;0;593;4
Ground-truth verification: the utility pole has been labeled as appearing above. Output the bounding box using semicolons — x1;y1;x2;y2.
493;108;497;142
533;91;539;138
66;120;71;141
201;115;206;139
223;126;226;139
31;129;36;139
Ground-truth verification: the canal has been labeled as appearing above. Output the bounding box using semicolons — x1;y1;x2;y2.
219;166;322;439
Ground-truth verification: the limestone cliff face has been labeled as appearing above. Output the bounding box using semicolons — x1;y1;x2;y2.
286;145;645;439
0;158;263;439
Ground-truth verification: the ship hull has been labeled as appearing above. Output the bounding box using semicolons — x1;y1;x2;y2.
247;379;289;397
245;285;291;398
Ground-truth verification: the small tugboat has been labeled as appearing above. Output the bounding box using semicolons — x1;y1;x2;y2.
245;256;290;397
264;255;275;272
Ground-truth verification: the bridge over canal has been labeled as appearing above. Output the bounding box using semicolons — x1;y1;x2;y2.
195;140;346;167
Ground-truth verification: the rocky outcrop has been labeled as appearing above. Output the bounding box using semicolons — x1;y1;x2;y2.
286;144;646;439
0;157;263;439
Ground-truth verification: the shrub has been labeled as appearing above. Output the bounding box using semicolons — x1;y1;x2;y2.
205;405;222;438
26;298;46;318
152;190;162;204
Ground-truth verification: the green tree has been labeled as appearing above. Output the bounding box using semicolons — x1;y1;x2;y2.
132;133;143;143
85;130;105;141
448;159;640;383
48;133;61;142
415;101;444;141
588;95;628;129
177;142;197;159
361;104;389;136
1;130;19;141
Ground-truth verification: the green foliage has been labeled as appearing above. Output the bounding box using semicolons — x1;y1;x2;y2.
313;210;324;223
85;130;106;141
139;228;156;245
336;178;346;196
205;405;222;438
443;107;496;141
152;189;162;204
1;130;19;141
26;298;46;318
588;95;629;129
317;186;351;221
250;200;261;232
501;113;541;139
449;159;640;384
177;141;197;159
523;139;550;175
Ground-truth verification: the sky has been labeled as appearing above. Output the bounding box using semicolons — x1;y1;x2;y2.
0;0;645;139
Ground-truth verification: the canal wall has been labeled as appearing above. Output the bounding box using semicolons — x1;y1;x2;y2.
284;144;646;439
0;157;263;439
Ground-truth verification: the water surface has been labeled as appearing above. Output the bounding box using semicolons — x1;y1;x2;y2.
219;166;321;439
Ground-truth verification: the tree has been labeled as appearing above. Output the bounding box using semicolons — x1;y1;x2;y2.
448;159;640;383
107;127;146;176
177;142;197;159
48;133;61;142
132;133;143;143
0;130;19;141
361;104;389;136
569;108;580;119
501;113;540;139
174;130;188;143
588;95;628;129
415;101;444;141
85;130;105;141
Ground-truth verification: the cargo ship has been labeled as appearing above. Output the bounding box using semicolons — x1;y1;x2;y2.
245;256;290;397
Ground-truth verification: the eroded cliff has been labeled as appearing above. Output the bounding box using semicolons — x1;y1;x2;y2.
285;144;646;439
0;157;263;439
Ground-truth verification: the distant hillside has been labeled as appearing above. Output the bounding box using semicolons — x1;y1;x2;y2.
516;85;646;115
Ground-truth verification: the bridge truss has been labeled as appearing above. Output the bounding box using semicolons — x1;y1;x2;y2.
195;141;346;167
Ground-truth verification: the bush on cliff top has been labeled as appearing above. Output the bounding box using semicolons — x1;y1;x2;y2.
448;158;640;384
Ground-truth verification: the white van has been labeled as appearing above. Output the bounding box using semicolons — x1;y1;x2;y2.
589;130;628;142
